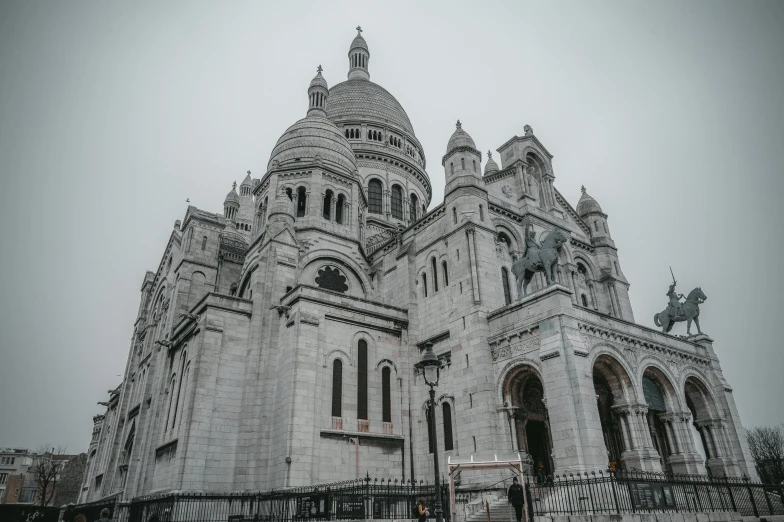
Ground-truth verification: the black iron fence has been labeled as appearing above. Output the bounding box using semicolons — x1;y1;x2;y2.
525;470;784;518
68;478;450;522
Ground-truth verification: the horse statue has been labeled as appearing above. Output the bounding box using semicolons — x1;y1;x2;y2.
654;286;707;336
511;228;569;300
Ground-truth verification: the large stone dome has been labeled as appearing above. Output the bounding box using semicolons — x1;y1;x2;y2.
267;116;357;173
326;80;416;137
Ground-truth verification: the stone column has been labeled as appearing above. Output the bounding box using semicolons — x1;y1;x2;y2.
384;189;390;221
304;191;310;216
330;196;337;222
588;283;598;310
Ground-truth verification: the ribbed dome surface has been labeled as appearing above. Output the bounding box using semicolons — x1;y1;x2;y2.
445;123;476;155
576;188;603;216
268;116;357;173
326;80;415;136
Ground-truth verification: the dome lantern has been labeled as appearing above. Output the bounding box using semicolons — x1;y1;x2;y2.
223;181;240;220
347;26;370;81
307;65;329;118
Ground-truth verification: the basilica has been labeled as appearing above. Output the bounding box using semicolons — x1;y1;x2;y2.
78;28;757;502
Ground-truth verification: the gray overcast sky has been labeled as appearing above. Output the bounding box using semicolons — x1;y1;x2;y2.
1;1;782;453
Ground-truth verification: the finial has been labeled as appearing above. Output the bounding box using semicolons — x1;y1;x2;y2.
581;185;586;195
356;25;362;35
232;181;237;191
487;150;492;158
456;120;462;129
317;64;323;74
247;170;251;175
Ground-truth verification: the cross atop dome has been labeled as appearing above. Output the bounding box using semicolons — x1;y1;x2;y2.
456;120;462;129
581;185;586;194
317;64;323;74
356;25;362;34
232;181;237;191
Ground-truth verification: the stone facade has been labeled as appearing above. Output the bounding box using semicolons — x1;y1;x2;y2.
78;28;757;503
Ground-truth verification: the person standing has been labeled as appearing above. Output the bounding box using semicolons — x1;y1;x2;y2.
415;498;429;522
507;477;525;522
94;508;112;522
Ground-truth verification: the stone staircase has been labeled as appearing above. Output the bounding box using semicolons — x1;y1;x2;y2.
462;497;517;522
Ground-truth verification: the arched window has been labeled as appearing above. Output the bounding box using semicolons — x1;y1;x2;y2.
422;273;428;297
296;187;306;217
201;236;207;250
594;221;599;231
502;268;512;305
498;232;511;248
479;205;484;221
164;374;177;431
357;340;368;420
450;163;454;175
368;179;382;214
442;261;449;287
382;367;391;423
410;193;418;222
443;403;454;451
581;294;588;307
336;194;345;224
452;208;457;224
431;258;439;292
426;408;434;454
461;158;465;170
367;130;372;140
391;185;403;220
323;190;333;220
473;159;477;172
331;359;342;417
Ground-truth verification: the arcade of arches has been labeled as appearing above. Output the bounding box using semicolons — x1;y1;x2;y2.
590;355;737;476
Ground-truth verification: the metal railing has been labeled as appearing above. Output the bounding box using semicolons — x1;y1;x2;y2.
525;470;784;517
66;477;451;522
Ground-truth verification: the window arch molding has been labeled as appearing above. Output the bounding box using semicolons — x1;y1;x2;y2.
375;358;399;373
299;252;372;296
636;360;684;412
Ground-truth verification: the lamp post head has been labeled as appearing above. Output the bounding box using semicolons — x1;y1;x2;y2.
416;342;441;387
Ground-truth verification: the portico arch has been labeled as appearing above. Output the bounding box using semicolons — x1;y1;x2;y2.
502;364;552;475
642;365;680;472
684;375;724;473
592;353;635;469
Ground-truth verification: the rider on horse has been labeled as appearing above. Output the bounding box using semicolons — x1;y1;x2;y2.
666;282;685;320
523;225;542;267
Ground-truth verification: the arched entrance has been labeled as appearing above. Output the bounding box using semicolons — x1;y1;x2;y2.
642;367;678;473
684;376;730;475
592;354;635;470
503;365;553;475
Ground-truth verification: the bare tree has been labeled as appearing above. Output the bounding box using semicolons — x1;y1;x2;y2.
32;445;68;506
747;425;784;484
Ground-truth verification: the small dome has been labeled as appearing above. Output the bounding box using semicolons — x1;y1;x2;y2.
240;171;253;189
576;186;604;216
445;120;477;155
484;151;499;175
310;67;328;90
350;27;369;53
220;220;247;244
224;182;240;206
268;117;357;173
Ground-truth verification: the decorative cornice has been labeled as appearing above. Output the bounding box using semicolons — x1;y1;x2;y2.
483;165;517;184
442;145;481;166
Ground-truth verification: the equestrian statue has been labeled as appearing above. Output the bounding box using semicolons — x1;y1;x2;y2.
511;225;568;300
653;276;707;336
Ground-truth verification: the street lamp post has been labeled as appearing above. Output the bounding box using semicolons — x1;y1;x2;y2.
415;342;444;522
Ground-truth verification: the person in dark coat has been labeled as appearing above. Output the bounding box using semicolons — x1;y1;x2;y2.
507;476;525;522
94;508;112;522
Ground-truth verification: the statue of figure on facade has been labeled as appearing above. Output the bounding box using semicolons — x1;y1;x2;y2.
511;225;568;300
654;281;707;336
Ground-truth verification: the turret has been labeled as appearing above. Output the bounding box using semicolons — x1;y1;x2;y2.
347;26;370;80
577;186;612;243
484;150;499;176
223;181;240;220
308;65;329;117
443;120;483;197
